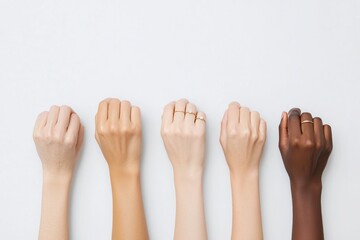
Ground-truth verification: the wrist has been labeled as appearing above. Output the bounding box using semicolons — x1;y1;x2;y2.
290;180;322;196
109;167;140;184
43;171;73;187
230;168;259;183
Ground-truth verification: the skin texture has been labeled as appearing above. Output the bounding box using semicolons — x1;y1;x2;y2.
279;108;333;240
95;98;149;240
161;99;207;240
33;105;84;240
220;102;266;240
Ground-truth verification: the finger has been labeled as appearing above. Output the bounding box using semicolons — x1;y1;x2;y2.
120;100;131;125
131;106;142;126
278;111;288;149
323;124;333;154
34;111;48;134
46;105;60;127
239;107;251;130
195;111;206;129
250;110;260;135
57;105;73;130
227;102;240;127
313;117;325;151
259;119;267;142
108;99;121;123
315;124;333;175
185;103;197;125
65;113;81;144
161;102;175;127
96;99;109;126
76;124;84;152
174;99;188;123
288;108;301;137
300;112;314;139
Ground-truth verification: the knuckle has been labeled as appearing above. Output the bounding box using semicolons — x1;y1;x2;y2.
304;139;315;149
227;126;238;137
64;136;76;147
315;141;324;151
97;125;108;136
240;128;251;139
290;137;301;147
250;131;259;142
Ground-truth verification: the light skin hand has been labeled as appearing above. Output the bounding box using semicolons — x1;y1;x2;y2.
220;102;266;240
279;108;333;240
33;105;84;240
95;98;148;240
161;99;207;240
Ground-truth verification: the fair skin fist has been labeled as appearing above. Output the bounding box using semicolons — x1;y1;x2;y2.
33;105;83;240
220;102;266;240
33;105;84;178
220;102;266;176
161;99;206;175
161;99;208;240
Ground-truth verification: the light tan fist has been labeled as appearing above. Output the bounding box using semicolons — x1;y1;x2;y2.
95;98;142;173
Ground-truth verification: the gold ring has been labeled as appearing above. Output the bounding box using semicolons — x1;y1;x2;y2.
196;116;206;122
174;110;185;114
186;111;196;116
301;120;314;124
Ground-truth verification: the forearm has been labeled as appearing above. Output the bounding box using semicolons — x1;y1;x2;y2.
39;173;72;240
230;171;263;240
109;169;148;240
291;184;323;240
173;170;207;240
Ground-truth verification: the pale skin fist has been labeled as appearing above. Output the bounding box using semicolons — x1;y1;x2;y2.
279;108;333;188
95;98;142;172
220;102;267;175
33;105;84;176
161;99;206;174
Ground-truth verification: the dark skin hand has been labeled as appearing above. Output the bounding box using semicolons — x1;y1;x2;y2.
279;108;333;240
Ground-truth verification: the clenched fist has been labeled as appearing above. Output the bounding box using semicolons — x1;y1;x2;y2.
220;102;266;175
33;105;84;177
161;99;207;175
95;98;142;173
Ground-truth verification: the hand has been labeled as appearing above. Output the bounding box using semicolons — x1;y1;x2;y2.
33;105;84;178
220;102;266;240
279;108;333;189
95;98;142;173
161;99;206;175
161;99;208;240
95;98;148;240
220;102;266;176
34;105;84;240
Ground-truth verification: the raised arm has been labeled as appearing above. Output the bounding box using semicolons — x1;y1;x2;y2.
161;99;208;240
220;102;266;240
95;98;148;240
33;105;84;240
279;108;333;240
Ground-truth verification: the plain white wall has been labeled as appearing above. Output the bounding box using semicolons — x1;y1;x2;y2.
0;0;359;239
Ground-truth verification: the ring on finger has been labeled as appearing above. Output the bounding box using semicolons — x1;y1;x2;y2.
301;120;314;124
196;116;206;122
186;110;197;116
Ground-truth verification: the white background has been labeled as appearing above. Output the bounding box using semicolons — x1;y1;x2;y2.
0;0;359;239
